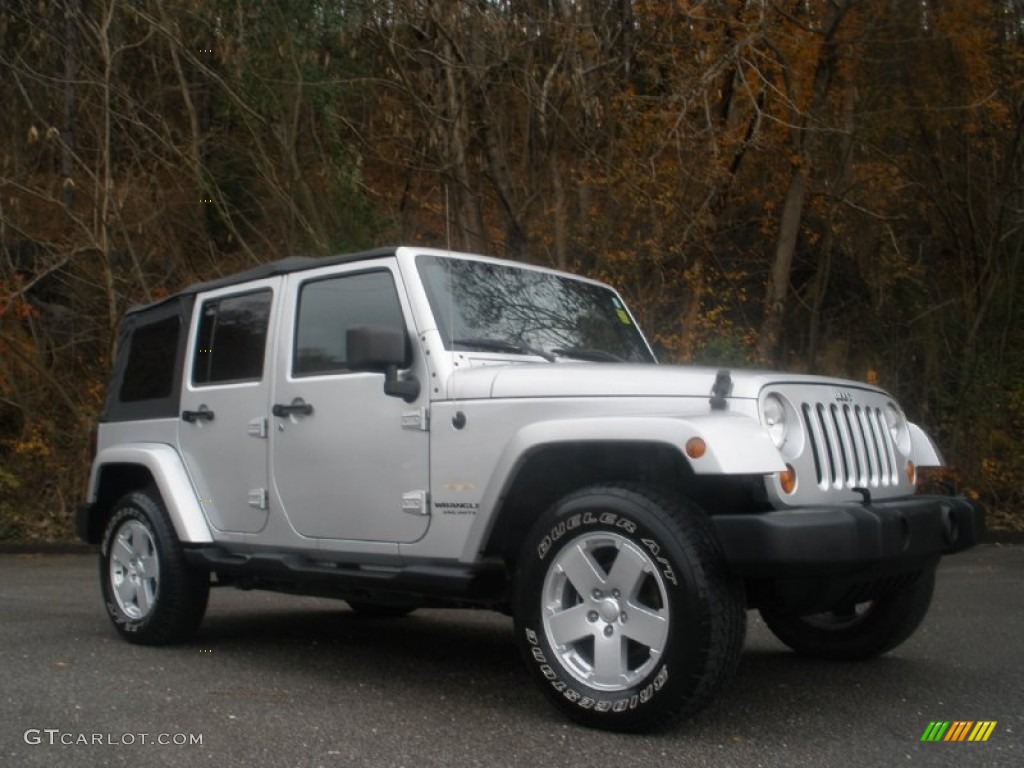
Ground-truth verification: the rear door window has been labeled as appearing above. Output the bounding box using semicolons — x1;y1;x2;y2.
192;290;273;385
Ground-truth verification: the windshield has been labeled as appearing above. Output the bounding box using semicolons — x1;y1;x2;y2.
416;255;655;363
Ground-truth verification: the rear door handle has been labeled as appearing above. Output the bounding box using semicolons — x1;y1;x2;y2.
181;405;215;423
272;398;313;418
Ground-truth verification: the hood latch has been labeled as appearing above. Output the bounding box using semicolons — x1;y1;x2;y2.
710;370;732;411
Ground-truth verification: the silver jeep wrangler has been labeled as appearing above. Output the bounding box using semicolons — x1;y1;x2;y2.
79;246;982;732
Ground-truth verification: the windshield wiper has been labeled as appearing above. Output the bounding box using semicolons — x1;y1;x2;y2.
551;347;625;362
452;337;556;362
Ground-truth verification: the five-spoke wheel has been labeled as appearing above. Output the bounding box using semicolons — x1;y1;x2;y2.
108;519;160;620
100;490;209;645
542;531;669;691
515;484;745;732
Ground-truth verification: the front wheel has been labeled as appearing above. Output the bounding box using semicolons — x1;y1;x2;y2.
514;484;746;732
100;490;209;645
759;569;935;661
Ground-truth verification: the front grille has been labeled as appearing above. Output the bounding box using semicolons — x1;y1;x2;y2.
800;401;899;490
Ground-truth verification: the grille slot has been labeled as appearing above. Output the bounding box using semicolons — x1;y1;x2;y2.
801;401;898;490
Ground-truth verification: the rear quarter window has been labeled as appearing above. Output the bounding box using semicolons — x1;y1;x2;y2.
119;316;181;402
102;295;193;422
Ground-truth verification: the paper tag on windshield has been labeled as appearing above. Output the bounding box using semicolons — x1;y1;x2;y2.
612;298;632;325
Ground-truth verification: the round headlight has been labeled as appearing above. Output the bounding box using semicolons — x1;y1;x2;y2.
763;394;788;448
885;403;912;455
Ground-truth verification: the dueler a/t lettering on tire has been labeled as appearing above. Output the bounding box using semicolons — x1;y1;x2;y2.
100;490;209;645
514;484;746;732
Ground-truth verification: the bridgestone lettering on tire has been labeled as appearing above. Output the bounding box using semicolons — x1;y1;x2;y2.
514;484;746;732
100;490;209;645
759;569;936;661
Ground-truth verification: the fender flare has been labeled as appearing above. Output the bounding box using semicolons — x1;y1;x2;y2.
908;422;944;467
86;443;213;543
459;412;784;562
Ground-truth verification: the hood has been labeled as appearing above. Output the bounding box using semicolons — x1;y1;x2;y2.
443;362;889;401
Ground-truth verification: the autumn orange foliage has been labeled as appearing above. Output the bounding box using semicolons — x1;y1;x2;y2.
0;0;1020;539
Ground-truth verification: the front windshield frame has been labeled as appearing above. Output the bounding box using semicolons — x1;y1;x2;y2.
416;254;656;364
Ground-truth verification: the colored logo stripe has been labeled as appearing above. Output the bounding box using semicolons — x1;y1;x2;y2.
921;721;997;742
968;722;997;742
945;721;973;741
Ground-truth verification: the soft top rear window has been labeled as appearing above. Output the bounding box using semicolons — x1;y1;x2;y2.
119;316;180;402
102;295;193;422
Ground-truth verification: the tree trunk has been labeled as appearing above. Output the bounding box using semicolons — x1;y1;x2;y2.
756;167;807;364
62;0;81;209
808;83;857;367
95;0;119;354
755;1;852;365
437;10;484;252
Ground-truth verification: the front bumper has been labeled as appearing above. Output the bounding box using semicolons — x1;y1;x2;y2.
712;494;983;578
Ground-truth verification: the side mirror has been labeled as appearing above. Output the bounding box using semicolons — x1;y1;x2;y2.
346;325;420;402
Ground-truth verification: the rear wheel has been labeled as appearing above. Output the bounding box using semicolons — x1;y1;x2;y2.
514;484;745;732
100;490;209;645
759;569;935;660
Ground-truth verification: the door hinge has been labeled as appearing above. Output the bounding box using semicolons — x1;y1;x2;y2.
247;416;268;438
402;490;430;516
247;488;268;510
401;407;430;432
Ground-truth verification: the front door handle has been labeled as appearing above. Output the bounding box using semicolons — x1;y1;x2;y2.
182;405;215;423
272;398;314;418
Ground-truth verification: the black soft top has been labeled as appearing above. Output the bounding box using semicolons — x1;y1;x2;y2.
103;247;398;422
125;246;398;316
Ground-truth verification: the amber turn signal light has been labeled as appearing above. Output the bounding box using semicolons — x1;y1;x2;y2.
906;461;916;485
779;464;797;494
685;437;706;459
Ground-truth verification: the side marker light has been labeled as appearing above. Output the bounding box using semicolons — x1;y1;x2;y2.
685;438;707;460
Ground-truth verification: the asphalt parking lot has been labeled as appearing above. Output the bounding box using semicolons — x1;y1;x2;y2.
1;544;1020;768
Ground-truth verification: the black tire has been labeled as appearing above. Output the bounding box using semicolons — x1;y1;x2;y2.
513;484;746;732
759;569;935;661
99;490;209;645
346;600;417;618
